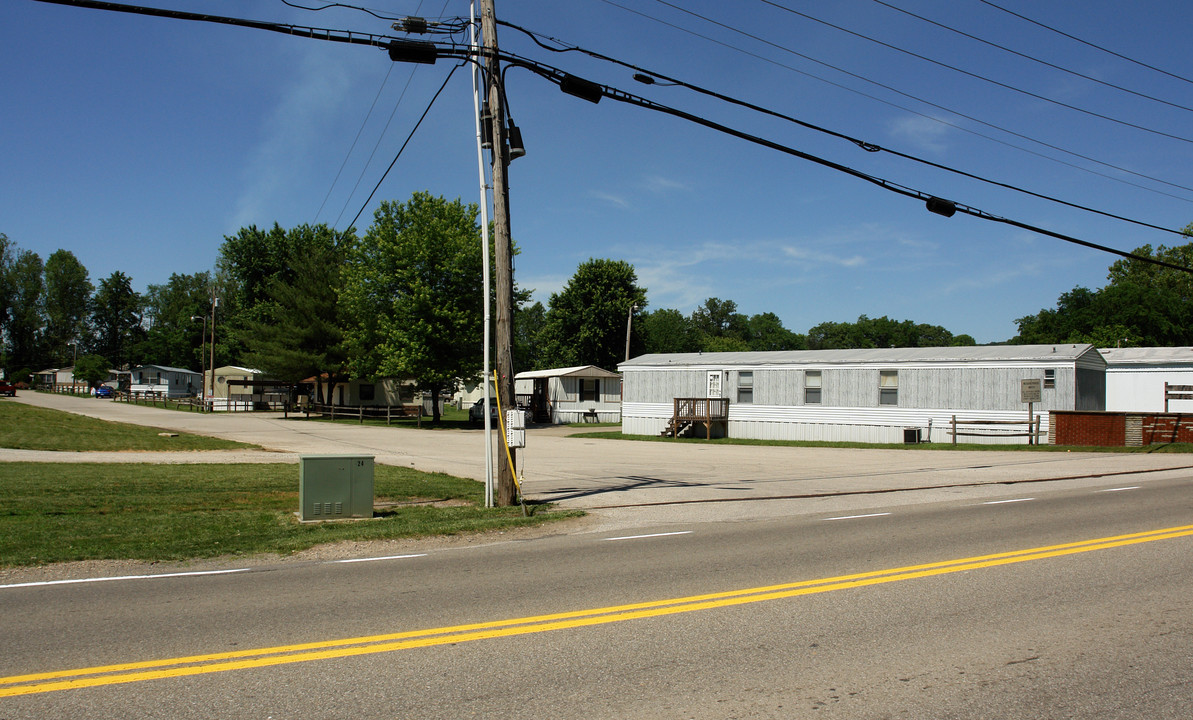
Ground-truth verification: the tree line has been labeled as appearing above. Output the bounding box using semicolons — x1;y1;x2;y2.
3;206;1191;408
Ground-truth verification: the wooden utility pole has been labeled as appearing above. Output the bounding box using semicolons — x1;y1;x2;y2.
480;0;518;505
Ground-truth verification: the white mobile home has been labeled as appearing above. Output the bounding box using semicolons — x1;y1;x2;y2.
619;345;1106;444
1101;346;1193;412
130;364;202;398
515;366;622;424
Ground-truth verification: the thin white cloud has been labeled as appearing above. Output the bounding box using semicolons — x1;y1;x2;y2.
641;175;688;193
782;246;866;267
590;190;632;209
888;115;952;154
230;49;354;231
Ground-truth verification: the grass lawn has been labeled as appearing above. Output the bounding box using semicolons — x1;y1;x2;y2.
0;401;577;566
577;430;1193;453
0;401;255;451
0;463;578;567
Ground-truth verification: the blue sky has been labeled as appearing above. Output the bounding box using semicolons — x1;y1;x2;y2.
3;0;1192;344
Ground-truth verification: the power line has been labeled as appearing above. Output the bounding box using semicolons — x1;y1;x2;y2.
34;0;396;50
600;0;1193;200
332;67;424;229
345;63;463;232
748;0;1193;144
496;53;1193;275
314;63;395;224
499;20;1187;237
978;0;1193;88
869;0;1193;115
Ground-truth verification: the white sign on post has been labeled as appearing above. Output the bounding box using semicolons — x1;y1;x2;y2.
1021;379;1042;404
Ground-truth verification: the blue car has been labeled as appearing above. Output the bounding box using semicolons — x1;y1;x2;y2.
93;385;114;398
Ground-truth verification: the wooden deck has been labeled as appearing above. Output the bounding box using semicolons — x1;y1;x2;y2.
662;397;730;439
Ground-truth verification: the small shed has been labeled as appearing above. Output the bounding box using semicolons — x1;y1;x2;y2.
619;344;1106;444
130;364;202;398
514;366;622;424
1100;346;1193;412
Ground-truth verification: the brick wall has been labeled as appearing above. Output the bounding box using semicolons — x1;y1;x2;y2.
1051;411;1126;446
1142;414;1193;444
1052;411;1193;446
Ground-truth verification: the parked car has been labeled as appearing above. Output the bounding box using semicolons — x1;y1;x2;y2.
469;398;499;424
0;381;16;397
93;385;114;398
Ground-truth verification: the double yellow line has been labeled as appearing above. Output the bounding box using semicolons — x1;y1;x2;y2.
4;523;1193;698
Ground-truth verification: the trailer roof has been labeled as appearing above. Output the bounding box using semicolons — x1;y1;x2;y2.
620;344;1101;368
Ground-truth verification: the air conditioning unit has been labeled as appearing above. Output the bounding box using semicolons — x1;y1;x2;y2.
299;455;375;521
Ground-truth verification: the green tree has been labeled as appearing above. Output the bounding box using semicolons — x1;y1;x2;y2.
241;226;355;399
513;300;547;370
0;233;15;369
138;272;212;369
690;297;749;350
1014;231;1193;347
341;193;484;422
89;271;145;370
807;315;970;350
540;258;648;370
72;353;109;389
641;308;699;354
42;250;93;366
7;249;45;369
745;312;805;351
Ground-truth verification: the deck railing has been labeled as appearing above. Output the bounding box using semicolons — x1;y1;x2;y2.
670;397;730;439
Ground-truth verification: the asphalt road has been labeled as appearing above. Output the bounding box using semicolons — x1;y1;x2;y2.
3;473;1192;718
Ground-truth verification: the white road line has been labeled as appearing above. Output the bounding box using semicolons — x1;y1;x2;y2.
0;568;250;591
600;531;693;542
983;498;1035;505
333;554;428;564
823;513;891;521
1098;486;1141;492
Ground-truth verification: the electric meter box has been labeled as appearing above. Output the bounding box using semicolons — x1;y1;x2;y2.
299;455;375;521
505;409;526;448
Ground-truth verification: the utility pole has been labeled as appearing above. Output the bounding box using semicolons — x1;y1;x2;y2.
480;0;518;506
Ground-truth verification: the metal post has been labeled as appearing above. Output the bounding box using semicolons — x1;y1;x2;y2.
625;304;637;362
472;1;495;507
209;295;218;410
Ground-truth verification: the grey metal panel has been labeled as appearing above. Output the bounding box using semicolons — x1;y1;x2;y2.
299;455;374;521
1075;367;1106;411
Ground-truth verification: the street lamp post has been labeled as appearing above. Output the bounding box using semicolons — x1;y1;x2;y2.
190;315;207;406
625;304;638;362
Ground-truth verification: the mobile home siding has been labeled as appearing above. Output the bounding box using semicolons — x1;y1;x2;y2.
621;345;1105;444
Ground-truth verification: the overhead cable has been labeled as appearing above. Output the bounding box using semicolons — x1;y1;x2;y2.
746;0;1193;144
34;0;395;50
604;0;1193;199
497;54;1193;275
499;20;1186;237
346;63;463;231
870;0;1193;114
978;0;1193;88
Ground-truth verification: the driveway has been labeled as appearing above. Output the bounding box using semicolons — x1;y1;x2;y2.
6;392;1193;516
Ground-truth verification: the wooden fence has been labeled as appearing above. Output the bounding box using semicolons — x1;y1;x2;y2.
949;415;1044;445
301;403;424;426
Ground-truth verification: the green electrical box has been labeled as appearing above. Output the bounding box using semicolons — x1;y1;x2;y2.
299;455;375;521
